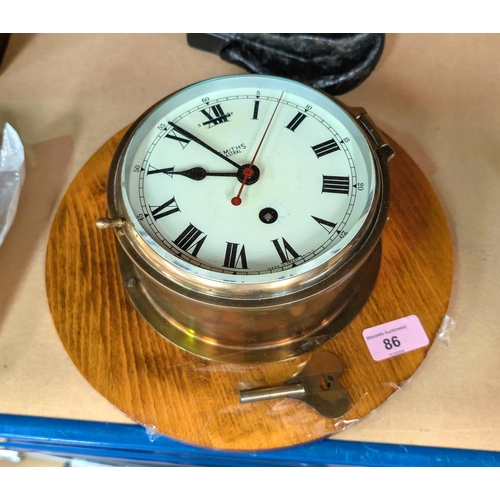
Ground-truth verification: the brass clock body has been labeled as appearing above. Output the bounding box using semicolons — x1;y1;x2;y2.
99;74;393;363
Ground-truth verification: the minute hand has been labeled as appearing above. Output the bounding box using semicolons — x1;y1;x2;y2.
167;121;242;170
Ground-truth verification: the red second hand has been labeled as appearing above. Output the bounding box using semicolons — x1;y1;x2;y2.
231;91;284;206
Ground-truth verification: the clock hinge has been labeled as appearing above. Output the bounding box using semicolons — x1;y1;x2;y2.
355;112;395;163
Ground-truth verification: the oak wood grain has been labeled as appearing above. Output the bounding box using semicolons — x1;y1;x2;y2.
45;129;453;451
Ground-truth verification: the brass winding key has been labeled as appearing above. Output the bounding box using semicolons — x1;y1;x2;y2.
238;351;349;419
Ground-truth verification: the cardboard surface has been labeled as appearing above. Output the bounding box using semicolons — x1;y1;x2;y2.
1;34;499;451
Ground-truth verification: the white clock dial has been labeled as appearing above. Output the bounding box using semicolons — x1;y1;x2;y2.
121;75;376;284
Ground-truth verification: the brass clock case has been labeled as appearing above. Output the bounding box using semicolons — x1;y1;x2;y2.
104;81;393;364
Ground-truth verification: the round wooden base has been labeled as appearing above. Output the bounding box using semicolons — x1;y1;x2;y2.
45;129;453;451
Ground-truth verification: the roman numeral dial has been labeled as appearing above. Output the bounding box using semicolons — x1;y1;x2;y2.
252;101;260;120
223;242;248;269
150;197;180;220
311;216;337;232
286;112;307;132
164;129;191;148
201;104;230;127
173;224;207;257
128;81;374;282
322;176;350;194
174;224;207;257
147;166;174;176
312;139;340;158
272;238;300;264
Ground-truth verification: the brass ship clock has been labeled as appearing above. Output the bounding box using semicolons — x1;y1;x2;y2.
97;74;393;364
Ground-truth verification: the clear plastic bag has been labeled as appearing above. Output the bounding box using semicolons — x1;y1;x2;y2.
0;123;25;246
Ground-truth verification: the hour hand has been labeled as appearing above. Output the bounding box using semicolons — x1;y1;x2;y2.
167;121;242;170
149;166;238;181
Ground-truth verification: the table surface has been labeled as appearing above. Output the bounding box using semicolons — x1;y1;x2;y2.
0;33;499;453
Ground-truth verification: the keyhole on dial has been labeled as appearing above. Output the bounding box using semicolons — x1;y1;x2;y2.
259;207;278;224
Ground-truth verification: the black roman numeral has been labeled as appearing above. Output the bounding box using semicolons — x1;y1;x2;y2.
223;242;248;269
322;176;350;194
252;101;260;120
201;104;230;127
173;223;206;257
311;139;340;157
147;166;174;176
164;129;191;149
311;215;337;233
150;197;180;220
272;238;300;264
286;112;307;132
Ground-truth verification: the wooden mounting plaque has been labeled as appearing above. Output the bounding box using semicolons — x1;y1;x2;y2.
45;129;453;451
